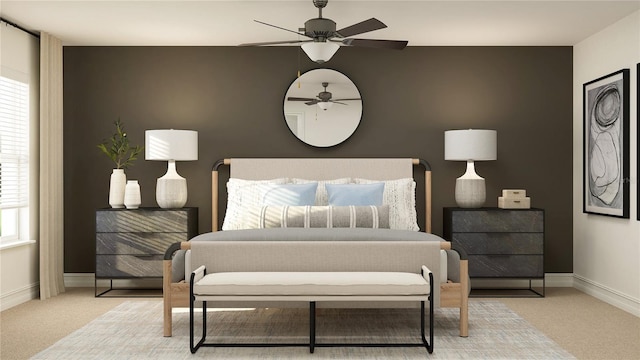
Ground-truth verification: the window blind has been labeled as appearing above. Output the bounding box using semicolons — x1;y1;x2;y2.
0;76;29;209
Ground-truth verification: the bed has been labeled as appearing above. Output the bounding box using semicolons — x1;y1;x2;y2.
162;158;469;337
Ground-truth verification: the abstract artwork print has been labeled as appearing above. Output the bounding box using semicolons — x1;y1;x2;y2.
583;69;630;218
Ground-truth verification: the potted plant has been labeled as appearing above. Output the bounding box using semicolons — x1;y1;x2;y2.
97;118;143;208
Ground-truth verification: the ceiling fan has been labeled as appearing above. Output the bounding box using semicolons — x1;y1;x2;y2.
239;0;408;63
287;82;361;110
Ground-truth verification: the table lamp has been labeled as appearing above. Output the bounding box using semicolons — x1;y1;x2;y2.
444;129;497;208
145;129;198;208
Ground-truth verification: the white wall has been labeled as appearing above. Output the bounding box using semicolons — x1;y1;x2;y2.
0;24;40;311
573;11;640;316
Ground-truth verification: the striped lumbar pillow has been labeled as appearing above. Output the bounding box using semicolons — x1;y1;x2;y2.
240;205;390;229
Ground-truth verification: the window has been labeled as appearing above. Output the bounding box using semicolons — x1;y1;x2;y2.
0;76;30;245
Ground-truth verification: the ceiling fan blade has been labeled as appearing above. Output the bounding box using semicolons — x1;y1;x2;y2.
331;101;349;106
239;39;311;47
342;38;408;50
254;20;309;37
336;18;387;38
287;97;317;102
305;100;319;106
333;98;361;101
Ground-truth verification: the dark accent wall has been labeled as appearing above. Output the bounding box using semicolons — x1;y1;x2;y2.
63;46;573;273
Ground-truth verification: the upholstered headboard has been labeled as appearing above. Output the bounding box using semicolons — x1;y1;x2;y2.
211;158;432;232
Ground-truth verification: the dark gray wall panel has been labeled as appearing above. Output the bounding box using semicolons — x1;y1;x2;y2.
63;46;573;273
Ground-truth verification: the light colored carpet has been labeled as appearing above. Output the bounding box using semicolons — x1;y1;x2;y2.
32;300;574;359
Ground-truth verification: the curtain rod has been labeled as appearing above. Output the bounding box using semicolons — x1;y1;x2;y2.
1;17;40;39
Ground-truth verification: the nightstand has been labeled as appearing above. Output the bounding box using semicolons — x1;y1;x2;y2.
95;207;198;296
443;207;544;297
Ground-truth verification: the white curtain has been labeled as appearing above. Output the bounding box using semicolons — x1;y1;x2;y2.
39;32;65;299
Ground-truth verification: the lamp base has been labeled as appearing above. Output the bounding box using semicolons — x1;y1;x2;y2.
455;178;486;208
156;160;187;208
156;177;187;208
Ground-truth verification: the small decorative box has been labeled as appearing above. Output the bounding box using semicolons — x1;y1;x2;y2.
502;189;527;199
498;196;531;209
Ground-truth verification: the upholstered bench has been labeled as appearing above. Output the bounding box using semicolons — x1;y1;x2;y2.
189;266;434;354
185;239;441;355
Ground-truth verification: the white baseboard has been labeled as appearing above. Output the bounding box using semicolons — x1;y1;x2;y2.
64;273;95;287
66;273;576;290
0;282;39;312
573;274;640;317
545;273;575;287
64;273;162;289
471;273;574;289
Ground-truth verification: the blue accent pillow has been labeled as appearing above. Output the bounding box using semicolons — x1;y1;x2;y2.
325;183;385;206
262;182;318;206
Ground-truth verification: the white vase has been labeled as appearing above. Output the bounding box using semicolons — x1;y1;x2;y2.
124;180;141;209
109;169;126;208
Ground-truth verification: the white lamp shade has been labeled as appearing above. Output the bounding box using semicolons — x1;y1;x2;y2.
444;129;497;161
317;101;333;111
301;42;340;63
145;129;198;161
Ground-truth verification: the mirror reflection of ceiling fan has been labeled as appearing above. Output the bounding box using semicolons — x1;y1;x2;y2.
287;82;361;110
239;0;408;63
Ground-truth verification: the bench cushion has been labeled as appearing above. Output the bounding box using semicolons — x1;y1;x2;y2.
193;272;430;296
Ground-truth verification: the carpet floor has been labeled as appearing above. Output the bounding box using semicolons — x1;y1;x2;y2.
31;300;574;359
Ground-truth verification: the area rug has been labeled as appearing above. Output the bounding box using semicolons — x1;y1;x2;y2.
32;300;575;359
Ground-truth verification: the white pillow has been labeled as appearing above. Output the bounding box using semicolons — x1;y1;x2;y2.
240;205;390;229
291;178;351;205
222;178;289;230
353;178;419;231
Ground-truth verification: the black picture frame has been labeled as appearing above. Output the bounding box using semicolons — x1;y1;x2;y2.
583;68;630;218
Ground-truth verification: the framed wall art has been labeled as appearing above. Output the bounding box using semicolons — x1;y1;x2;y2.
583;68;630;218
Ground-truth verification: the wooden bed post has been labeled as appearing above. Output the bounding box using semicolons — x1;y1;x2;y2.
413;159;432;233
211;159;230;232
163;241;192;337
459;258;469;337
162;259;172;337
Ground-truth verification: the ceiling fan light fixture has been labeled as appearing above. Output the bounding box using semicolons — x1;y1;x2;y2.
301;42;340;63
317;101;333;111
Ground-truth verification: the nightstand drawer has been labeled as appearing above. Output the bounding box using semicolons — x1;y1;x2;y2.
469;255;544;278
452;233;543;255
96;255;164;278
96;233;187;255
450;209;543;232
96;209;194;233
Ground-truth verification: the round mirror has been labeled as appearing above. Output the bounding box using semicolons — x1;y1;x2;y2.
283;69;362;147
